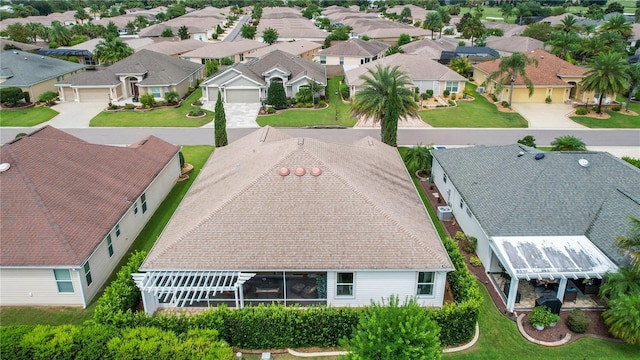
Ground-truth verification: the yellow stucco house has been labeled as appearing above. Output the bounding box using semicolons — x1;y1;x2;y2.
473;49;595;104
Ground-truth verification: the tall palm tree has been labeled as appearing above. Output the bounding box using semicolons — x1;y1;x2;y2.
351;65;418;146
625;64;640;112
94;36;134;65
600;14;633;40
556;14;580;33
48;20;72;47
599;266;640;299
581;52;629;113
617;216;640;269
603;289;640;344
423;12;442;40
546;31;580;61
487;52;538;108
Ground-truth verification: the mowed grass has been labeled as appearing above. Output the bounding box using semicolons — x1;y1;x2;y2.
0;106;58;127
0;146;214;326
571;98;640;128
257;76;357;127
90;89;212;127
443;280;639;360
419;83;528;128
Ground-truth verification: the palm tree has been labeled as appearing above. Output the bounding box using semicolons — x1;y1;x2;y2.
423;12;442;40
48;20;72;47
449;57;472;77
487;52;538;108
600;14;633;40
546;31;580;60
550;135;586;151
351;65;418;146
602;290;640;344
404;144;434;176
600;266;640;299
94;36;134;65
582;52;629;113
617;216;640;269
625;64;640;112
556;14;580;33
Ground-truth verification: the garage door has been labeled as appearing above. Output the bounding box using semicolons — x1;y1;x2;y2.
78;88;110;102
226;88;259;103
207;87;218;102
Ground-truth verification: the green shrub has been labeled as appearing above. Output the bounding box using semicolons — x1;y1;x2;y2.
21;324;81;360
0;326;34;360
567;309;590;333
164;91;179;104
0;87;26;105
296;102;304;108
125;103;135;109
426;89;434;98
38;91;58;105
139;94;156;108
517;135;537;148
267;81;287;109
451;93;456;100
340;83;350;99
266;107;276;114
443;89;450;97
188;107;204;116
501;101;509;108
192;100;202;106
545;96;552;104
592;106;599;112
470;255;482;267
529;306;559;328
575;107;588;115
611;105;621;111
490;93;498;102
305;102;312;108
317;100;327;107
448;100;455;106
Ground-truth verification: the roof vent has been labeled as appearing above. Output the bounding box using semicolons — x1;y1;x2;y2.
278;167;290;176
294;167;306;176
310;167;322;176
578;159;590;167
534;153;545;160
0;163;10;173
13;51;18;54
518;151;524;157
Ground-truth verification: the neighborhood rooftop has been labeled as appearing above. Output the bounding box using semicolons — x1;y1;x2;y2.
0;50;85;87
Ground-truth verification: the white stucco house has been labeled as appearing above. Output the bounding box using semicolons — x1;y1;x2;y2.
134;127;454;314
200;49;327;103
431;145;639;312
0;126;181;307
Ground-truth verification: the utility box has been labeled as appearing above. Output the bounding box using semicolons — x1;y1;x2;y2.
437;206;453;221
261;353;274;360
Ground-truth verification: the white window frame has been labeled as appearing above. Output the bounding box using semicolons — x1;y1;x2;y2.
133;202;138;215
53;269;74;293
83;261;92;286
150;87;161;98
141;193;148;214
445;81;459;93
107;234;114;258
417;272;435;296
115;223;121;237
336;272;354;297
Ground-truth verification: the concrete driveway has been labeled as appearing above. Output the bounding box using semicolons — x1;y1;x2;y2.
40;102;105;128
201;102;260;128
511;103;587;129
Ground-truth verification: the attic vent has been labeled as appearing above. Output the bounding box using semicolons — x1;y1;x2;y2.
13;51;18;54
0;163;10;173
518;151;524;157
310;167;322;176
278;167;290;176
534;153;545;160
294;167;306;176
578;159;590;167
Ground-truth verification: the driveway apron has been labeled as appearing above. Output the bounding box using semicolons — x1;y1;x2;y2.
200;102;260;128
511;103;587;129
39;102;105;128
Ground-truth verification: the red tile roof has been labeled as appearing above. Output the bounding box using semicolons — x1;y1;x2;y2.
0;126;179;267
474;49;587;86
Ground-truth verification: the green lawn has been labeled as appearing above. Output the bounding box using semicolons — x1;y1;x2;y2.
570;98;640;128
0;106;58;127
257;76;357;127
0;146;214;327
90;89;212;127
443;280;639;360
419;84;528;128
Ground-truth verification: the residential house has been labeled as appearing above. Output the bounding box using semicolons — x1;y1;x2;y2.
134;127;454;314
180;40;268;65
473;49;594;104
315;38;388;70
56;49;203;103
0;50;85;102
431;145;639;312
245;40;323;61
0;126;181;307
55;37;154;66
137;7;227;41
344;53;466;98
200;49;326;103
401;38;457;61
138;39;210;58
485;36;544;56
439;46;500;65
0;39;41;52
257;7;328;43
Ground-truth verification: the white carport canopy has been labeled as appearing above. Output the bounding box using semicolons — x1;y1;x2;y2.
133;271;255;308
490;235;618;280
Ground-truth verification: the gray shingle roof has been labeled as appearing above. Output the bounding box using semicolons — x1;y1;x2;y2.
108;49;203;86
0;50;85;87
432;145;640;266
141;127;452;272
0;126;179;267
318;38;389;57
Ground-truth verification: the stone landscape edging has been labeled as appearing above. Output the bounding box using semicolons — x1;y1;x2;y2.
517;313;571;346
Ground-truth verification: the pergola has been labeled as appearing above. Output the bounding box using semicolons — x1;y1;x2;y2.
133;271;256;314
488;235;618;312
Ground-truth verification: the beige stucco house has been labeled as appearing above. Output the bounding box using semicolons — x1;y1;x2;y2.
0;126;180;307
315;38;388;70
180;39;268;65
473;49;595;104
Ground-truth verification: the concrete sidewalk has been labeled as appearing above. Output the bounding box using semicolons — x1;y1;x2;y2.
511;103;587;129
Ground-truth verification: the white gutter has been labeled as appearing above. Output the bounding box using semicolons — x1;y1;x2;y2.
76;269;87;309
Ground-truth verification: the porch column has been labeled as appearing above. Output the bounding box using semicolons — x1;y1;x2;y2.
506;276;519;312
238;285;245;308
556;278;568;302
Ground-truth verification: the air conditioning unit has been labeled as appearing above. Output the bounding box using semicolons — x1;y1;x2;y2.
477;86;485;94
437;206;453;221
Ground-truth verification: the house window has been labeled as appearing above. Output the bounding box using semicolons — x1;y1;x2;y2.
459;199;464;209
443;174;447;183
83;261;92;286
417;272;434;296
107;234;114;257
53;269;74;293
360;58;364;64
151;87;161;98
336;272;354;296
320;56;326;64
164;87;169;95
115;224;121;237
339;57;344;65
133;202;138;215
141;193;147;214
445;81;459;93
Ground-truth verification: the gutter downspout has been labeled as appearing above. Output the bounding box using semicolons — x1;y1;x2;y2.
76;269;87;309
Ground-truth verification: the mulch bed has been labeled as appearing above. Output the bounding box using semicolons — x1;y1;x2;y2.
418;180;620;344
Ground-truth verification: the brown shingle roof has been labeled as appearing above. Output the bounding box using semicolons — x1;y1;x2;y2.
474;49;587;86
141;127;452;271
0;126;179;267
